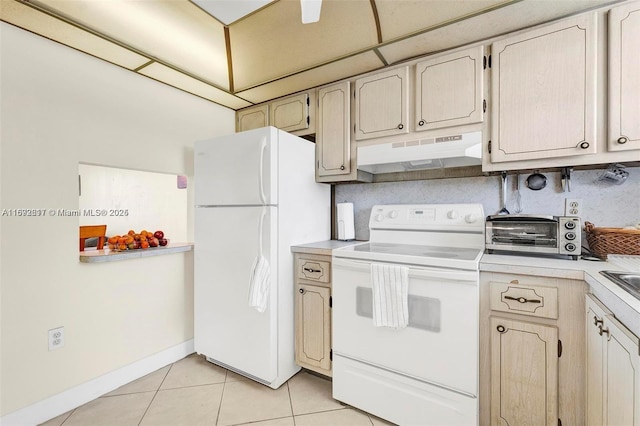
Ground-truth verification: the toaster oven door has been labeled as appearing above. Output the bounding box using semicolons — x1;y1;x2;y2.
487;220;558;248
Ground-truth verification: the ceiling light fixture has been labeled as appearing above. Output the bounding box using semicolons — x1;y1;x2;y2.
300;0;322;24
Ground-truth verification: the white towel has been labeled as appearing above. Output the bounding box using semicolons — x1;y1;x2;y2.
371;263;409;328
248;255;270;313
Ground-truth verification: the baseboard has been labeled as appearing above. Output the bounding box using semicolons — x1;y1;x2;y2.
0;339;194;426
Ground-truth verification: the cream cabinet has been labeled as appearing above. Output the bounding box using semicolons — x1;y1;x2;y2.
237;104;269;132
585;294;640;426
415;46;484;131
269;92;310;133
294;253;332;376
490;317;558;426
236;90;315;136
479;272;587;426
490;13;598;164
608;1;640;152
354;67;410;141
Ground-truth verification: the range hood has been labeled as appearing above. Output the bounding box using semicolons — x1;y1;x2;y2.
357;131;482;174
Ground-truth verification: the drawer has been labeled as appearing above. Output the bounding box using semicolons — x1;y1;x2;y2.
296;257;330;283
490;280;558;319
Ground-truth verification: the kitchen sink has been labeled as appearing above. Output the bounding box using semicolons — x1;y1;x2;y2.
600;271;640;300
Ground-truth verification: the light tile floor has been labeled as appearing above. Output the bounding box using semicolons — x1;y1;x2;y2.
40;354;395;426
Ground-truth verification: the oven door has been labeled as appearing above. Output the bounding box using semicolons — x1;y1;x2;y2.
332;257;479;396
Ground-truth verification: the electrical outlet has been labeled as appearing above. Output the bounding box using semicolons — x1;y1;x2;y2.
48;327;64;351
565;198;583;217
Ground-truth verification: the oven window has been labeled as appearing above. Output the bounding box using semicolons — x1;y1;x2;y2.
355;287;441;332
490;221;558;247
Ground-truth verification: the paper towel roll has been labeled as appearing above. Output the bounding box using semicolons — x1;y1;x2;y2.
337;203;355;241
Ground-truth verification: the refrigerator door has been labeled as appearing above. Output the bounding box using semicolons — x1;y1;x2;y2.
194;205;278;382
194;127;278;206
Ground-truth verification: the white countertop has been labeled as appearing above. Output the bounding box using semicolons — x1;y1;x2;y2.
481;253;640;336
291;240;364;256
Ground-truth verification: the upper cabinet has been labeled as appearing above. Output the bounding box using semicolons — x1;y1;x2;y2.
415;46;484;131
490;14;598;163
269;92;310;133
316;81;352;180
354;67;410;140
236;90;315;136
237;104;269;132
608;1;640;152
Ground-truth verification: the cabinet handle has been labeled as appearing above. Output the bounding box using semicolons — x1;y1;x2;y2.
617;136;628;144
504;295;541;304
593;316;603;326
418;120;425;126
299;288;305;294
578;141;590;149
340;165;345;171
509;279;519;284
496;325;506;333
303;267;321;273
598;325;609;337
397;123;404;130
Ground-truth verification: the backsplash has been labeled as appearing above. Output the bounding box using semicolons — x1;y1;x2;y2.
335;166;640;241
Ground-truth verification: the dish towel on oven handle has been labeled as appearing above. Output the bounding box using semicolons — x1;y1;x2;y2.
371;263;409;328
248;208;270;313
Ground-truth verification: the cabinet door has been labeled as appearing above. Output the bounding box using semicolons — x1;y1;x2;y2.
491;14;597;163
317;81;351;178
415;46;484;131
586;294;609;426
237;104;269;132
603;314;640;426
270;93;309;133
608;2;640;152
355;67;409;140
490;316;558;426
295;283;331;374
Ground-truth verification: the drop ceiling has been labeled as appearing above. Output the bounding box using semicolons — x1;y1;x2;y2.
0;0;621;110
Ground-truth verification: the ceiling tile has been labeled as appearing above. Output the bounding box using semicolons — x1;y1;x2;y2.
31;0;230;89
139;62;251;109
230;0;379;91
0;0;149;70
378;0;614;64
375;0;514;42
235;50;384;103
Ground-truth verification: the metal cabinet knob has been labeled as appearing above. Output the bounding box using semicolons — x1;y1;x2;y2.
617;136;628;144
497;325;506;333
397;124;404;130
340;165;345;171
593;316;603;326
299;288;305;294
418;120;425;126
598;325;609;337
579;141;590;149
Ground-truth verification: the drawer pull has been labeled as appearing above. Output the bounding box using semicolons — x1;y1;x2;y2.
303;267;321;273
504;295;541;304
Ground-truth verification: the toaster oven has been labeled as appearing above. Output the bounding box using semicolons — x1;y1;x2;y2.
485;215;581;260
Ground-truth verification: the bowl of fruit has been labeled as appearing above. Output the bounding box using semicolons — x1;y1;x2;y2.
107;230;168;252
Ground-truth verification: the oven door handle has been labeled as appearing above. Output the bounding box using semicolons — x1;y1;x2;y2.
333;258;478;282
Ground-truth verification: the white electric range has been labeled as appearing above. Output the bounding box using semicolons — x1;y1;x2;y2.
332;203;485;426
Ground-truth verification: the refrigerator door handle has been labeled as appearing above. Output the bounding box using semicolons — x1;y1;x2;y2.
258;207;266;256
259;137;267;204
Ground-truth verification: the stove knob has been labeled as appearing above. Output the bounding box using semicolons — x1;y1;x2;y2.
447;210;459;219
465;214;477;223
388;210;399;219
375;214;384;222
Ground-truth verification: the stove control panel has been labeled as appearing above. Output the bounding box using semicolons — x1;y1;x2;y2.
369;204;485;232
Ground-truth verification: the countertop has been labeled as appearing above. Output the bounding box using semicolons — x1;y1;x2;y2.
290;240;364;256
481;253;640;336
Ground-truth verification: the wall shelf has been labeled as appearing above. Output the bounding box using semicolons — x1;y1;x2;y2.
79;242;193;263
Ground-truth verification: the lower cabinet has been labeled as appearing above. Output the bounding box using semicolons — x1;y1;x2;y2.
294;253;332;376
479;272;587;426
585;293;640;426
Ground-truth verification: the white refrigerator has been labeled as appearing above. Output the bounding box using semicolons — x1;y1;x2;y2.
193;127;330;389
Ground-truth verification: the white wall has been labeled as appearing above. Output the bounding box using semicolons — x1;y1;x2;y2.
0;23;234;417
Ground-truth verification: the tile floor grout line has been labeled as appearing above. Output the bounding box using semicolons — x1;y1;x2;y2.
56;408;75;426
214;369;229;426
136;361;174;426
285;381;297;426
